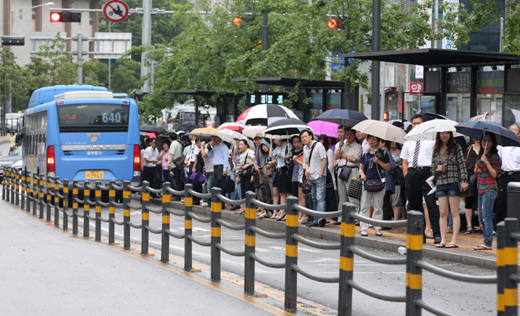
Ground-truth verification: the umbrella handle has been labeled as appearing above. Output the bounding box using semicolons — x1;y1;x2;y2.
257;169;262;179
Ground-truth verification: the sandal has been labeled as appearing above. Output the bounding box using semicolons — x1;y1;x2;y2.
445;243;459;248
474;244;492;251
473;228;483;234
235;210;245;215
465;226;473;234
446;227;453;233
435;243;446;248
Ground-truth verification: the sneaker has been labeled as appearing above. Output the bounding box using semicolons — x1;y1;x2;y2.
318;218;327;227
375;228;383;236
360;230;368;236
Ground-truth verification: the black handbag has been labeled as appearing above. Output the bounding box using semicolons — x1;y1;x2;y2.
218;176;235;194
347;176;362;200
364;179;385;192
338;166;352;181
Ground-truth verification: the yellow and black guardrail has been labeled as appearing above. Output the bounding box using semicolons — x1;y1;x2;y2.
2;168;517;315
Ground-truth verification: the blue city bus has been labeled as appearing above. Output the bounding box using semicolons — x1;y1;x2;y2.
22;87;141;185
28;85;108;109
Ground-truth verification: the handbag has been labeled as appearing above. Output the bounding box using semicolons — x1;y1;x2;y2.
218;176;235;194
302;176;312;194
338;166;352;181
364;179;386;192
173;155;186;169
347;176;363;200
460;173;478;197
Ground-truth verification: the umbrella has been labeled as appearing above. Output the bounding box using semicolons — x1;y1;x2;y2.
455;121;520;147
405;119;463;141
144;132;156;139
217;129;254;149
243;126;266;139
307;120;339;138
264;118;312;140
174;122;197;132
140;124;167;134
352;120;406;144
423;112;448;121
218;122;245;132
316;109;367;127
190;127;219;136
236;104;298;126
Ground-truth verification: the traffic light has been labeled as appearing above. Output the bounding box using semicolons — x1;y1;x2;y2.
232;17;243;26
50;12;81;23
1;36;25;46
383;112;389;121
327;18;338;29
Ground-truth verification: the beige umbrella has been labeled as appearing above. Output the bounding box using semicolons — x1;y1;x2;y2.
352;120;406;143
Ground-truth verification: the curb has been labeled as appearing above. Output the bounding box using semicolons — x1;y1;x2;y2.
164;200;497;270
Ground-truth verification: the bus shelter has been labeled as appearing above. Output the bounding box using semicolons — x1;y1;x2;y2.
166;89;245;126
345;49;520;125
232;77;348;122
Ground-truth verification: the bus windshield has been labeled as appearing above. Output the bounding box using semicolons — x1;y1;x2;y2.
58;104;129;133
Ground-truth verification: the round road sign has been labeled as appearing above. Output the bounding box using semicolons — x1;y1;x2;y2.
103;0;129;23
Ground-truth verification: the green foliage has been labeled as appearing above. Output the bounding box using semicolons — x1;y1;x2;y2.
0;48;31;113
83;61;109;86
111;58;141;94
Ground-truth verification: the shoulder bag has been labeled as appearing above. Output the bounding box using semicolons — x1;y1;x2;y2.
301;143;317;194
363;152;386;192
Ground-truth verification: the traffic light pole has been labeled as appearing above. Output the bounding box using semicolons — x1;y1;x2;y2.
261;14;269;93
371;0;381;120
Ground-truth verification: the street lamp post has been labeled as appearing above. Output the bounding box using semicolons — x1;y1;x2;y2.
10;2;54;35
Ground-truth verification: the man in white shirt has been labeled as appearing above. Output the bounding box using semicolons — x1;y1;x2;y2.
335;127;363;213
142;138;159;193
302;130;327;227
356;130;370;154
401;114;440;243
495;123;520;224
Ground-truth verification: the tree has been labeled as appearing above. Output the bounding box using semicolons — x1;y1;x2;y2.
0;48;31;113
83;61;109;87
25;35;77;89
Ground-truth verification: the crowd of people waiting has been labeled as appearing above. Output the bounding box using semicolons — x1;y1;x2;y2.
140;115;520;251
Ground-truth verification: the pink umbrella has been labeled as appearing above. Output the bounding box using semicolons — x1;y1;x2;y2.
144;132;156;138
307;120;339;138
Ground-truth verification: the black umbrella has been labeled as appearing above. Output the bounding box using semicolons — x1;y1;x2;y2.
175;122;198;132
316;109;367;127
264;118;311;139
140;124;167;134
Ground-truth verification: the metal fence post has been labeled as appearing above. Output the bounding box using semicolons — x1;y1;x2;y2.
108;181;115;245
95;181;102;242
2;170;5;200
54;178;60;228
503;218;518;315
63;179;69;231
25;172;31;213
83;182;90;238
39;176;44;219
284;196;299;312
46;177;52;222
338;202;356;316
244;191;257;295
161;182;171;262
122;181;131;250
32;174;37;216
211;187;222;282
20;172;25;210
184;183;193;271
11;170;16;204
141;181;150;255
72;181;79;235
406;210;424;316
15;171;20;207
497;221;506;316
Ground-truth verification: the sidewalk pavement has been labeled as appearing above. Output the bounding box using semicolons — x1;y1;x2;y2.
168;201;503;270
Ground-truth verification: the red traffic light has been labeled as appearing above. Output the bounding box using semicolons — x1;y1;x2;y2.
50;12;62;22
383;112;389;121
327;18;338;29
233;17;242;26
50;11;81;23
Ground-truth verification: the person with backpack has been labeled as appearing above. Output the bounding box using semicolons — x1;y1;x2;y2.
358;135;391;236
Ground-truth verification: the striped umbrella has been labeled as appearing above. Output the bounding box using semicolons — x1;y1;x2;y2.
352;120;406;144
236;104;298;126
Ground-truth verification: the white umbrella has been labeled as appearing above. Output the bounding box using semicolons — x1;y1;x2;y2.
242;126;266;139
405;119;463;141
217;129;254;149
